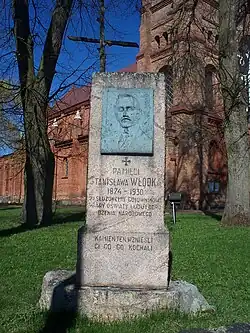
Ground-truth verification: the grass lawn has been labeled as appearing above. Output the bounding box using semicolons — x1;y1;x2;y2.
0;207;250;333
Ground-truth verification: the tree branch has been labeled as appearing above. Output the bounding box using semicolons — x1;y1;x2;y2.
12;0;35;97
37;0;74;99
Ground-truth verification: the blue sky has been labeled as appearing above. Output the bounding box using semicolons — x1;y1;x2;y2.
50;1;141;96
1;0;141;97
0;1;141;157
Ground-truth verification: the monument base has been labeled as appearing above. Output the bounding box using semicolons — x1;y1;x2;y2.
39;271;215;321
77;285;177;321
77;282;215;321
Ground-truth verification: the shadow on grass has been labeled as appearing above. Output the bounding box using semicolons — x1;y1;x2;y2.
202;210;222;221
39;311;77;333
0;211;85;238
52;211;86;225
0;205;22;210
39;274;78;333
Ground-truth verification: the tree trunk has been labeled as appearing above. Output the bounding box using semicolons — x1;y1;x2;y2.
219;0;250;225
222;114;250;225
22;98;55;226
12;0;73;225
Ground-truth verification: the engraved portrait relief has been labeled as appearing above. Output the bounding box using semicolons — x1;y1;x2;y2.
101;88;154;155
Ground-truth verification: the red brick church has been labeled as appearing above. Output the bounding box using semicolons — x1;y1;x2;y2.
0;0;228;209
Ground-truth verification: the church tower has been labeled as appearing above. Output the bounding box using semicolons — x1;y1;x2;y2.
137;0;227;210
137;0;175;72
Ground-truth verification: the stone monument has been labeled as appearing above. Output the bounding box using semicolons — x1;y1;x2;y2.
76;72;170;320
39;72;215;320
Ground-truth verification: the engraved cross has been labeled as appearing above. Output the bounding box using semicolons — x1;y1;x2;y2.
122;157;131;166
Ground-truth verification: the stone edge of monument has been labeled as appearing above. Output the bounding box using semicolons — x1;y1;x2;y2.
38;270;76;312
79;71;169;290
38;270;215;321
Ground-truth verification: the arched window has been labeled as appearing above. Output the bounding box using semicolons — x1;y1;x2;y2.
208;141;224;172
236;0;250;24
0;166;3;195
207;141;224;193
63;158;69;178
205;65;216;110
5;165;9;193
163;32;168;43
159;65;173;108
207;31;212;41
155;35;160;48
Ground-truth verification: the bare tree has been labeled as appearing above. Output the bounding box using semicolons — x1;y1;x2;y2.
12;0;74;226
0;81;22;153
219;0;250;225
0;0;140;225
163;0;250;224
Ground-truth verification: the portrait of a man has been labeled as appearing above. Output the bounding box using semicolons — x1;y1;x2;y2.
101;88;154;155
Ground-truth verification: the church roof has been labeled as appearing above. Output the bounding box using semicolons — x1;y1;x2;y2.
50;63;137;116
118;63;137;72
52;85;91;113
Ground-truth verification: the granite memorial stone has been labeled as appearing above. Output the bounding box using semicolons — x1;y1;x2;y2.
38;72;215;320
77;72;170;319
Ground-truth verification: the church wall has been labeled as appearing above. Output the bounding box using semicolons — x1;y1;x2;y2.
164;109;227;209
0;103;90;206
137;0;228;209
0;0;233;210
49;104;90;205
53;142;88;205
0;154;24;204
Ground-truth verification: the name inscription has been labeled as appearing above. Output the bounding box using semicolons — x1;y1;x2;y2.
88;167;163;218
91;177;160;187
